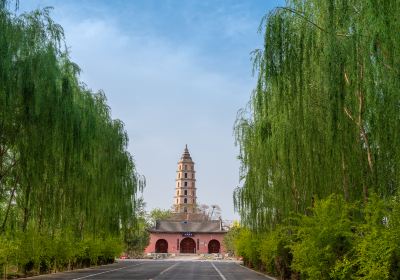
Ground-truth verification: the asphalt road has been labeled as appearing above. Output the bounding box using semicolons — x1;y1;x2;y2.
24;260;275;280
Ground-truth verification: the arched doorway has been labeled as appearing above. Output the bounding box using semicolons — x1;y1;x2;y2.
180;237;196;253
155;239;168;253
208;240;220;254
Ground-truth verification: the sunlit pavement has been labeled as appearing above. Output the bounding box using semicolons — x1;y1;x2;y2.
23;259;276;280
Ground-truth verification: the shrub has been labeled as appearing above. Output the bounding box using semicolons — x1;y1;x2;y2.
332;195;400;280
223;222;241;256
234;228;261;269
99;238;123;264
290;195;353;280
259;226;292;279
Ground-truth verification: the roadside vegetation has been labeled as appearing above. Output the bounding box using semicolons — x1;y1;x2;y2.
232;0;400;279
124;204;172;258
0;1;144;278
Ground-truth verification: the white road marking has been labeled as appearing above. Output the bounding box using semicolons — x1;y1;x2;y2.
236;263;277;279
149;262;179;280
71;263;142;280
211;262;227;280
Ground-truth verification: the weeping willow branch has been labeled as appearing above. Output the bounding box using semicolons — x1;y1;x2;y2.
235;0;400;230
276;6;351;37
0;5;144;242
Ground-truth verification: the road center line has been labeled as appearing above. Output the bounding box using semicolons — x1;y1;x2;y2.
211;262;227;280
72;263;143;280
149;262;179;280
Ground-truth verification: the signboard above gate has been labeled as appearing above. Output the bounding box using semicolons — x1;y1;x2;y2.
182;232;194;237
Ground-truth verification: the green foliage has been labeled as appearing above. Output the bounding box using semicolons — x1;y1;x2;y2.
290;195;353;280
0;3;144;277
124;220;149;258
124;199;150;258
331;196;400;280
230;196;400;279
230;224;294;278
233;228;261;268
259;226;292;278
147;208;172;226
223;222;241;256
235;0;400;231
234;0;400;278
350;199;393;279
0;229;124;276
0;236;18;270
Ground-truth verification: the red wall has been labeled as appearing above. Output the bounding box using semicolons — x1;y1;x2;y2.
144;232;226;254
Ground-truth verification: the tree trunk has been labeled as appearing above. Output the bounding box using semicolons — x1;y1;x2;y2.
0;178;17;233
22;184;31;232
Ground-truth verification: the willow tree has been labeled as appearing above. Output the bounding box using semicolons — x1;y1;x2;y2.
234;0;400;231
0;2;144;272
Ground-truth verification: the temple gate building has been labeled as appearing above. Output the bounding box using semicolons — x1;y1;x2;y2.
144;145;227;254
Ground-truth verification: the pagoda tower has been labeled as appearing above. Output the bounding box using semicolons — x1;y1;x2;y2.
174;145;197;213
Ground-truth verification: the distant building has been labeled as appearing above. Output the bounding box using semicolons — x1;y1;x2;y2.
144;145;227;254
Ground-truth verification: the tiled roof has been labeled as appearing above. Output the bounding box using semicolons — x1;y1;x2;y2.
148;220;226;233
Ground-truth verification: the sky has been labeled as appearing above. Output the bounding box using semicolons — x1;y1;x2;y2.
18;0;283;222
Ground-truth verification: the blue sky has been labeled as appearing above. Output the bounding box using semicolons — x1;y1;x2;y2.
19;0;283;222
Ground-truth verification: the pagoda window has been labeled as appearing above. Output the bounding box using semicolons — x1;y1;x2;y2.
184;198;187;204
184;207;187;213
185;173;187;178
184;190;187;195
184;182;187;187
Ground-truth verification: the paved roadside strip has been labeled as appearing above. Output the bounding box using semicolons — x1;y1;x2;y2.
237;263;277;280
22;259;277;279
211;262;227;280
71;263;143;280
24;262;129;279
210;261;276;280
148;262;180;280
